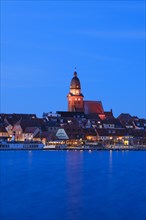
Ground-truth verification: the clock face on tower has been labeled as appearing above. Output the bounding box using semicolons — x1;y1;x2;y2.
67;71;84;112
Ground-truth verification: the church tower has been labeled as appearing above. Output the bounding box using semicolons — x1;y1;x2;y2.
67;71;84;112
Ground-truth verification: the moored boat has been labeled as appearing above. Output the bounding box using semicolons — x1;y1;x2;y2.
0;141;44;150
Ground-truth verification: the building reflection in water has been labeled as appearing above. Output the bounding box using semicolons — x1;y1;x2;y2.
28;150;32;166
66;151;84;220
109;150;113;175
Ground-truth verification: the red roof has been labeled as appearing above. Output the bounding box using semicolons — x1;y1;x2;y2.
84;101;104;115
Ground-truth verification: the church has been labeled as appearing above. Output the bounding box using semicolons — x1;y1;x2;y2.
67;71;112;120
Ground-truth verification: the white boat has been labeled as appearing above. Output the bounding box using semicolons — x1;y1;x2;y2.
44;145;56;149
0;141;44;150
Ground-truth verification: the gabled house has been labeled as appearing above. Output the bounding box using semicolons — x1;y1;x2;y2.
96;128;127;142
118;113;135;129
23;127;40;141
133;119;146;130
4;118;13;137
12;119;23;141
59;124;85;140
83;128;97;141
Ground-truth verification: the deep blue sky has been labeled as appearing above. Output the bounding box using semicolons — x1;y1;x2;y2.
1;1;145;118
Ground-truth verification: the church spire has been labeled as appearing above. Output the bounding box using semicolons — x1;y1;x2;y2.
74;67;77;77
67;70;84;112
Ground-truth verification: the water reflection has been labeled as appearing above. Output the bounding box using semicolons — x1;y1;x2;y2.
1;151;145;220
109;150;113;174
28;150;32;166
66;152;83;220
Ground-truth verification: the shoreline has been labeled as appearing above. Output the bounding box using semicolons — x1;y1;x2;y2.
0;146;146;151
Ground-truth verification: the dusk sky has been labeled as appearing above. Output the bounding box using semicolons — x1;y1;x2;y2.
1;1;145;118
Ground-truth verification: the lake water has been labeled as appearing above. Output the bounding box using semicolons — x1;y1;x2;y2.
0;150;146;220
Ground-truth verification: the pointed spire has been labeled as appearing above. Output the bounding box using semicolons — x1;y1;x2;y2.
74;67;77;77
74;72;77;77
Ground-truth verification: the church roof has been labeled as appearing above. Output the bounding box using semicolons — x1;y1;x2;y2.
84;101;104;115
70;71;81;89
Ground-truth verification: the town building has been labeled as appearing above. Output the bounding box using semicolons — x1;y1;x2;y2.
0;71;145;147
67;71;112;120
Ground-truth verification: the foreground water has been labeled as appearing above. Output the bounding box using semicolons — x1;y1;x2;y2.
0;150;146;220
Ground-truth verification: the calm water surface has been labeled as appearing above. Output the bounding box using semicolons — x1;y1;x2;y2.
0;150;146;220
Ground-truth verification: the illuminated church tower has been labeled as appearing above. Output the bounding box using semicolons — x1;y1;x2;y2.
67;71;84;112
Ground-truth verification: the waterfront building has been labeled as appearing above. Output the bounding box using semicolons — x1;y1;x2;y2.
0;72;146;146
